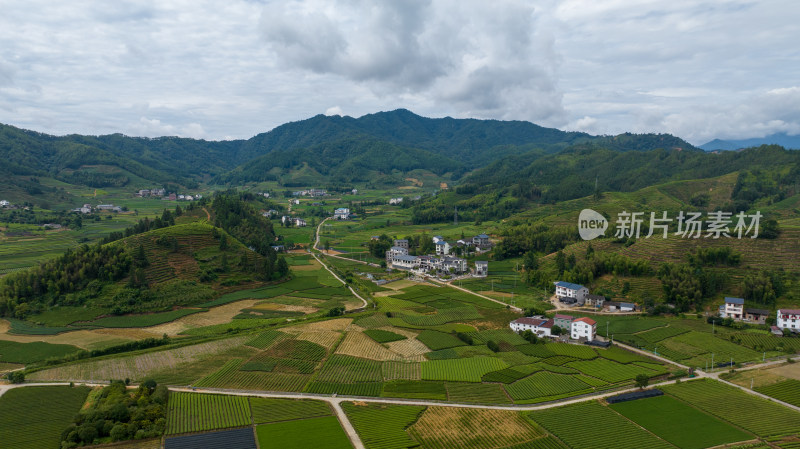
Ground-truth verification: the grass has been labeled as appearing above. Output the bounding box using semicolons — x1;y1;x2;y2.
165;392;252;435
0;385;91;449
531;401;674;449
342;402;426;449
610;395;753;449
663;379;800;437
256;416;353;449
250;398;332;424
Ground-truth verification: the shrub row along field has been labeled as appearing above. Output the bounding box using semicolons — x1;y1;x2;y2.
610;395;752;449
410;406;544;449
165;392;251;435
662;379;800;437
531;401;675;449
754;379;800;407
255;416;353;449
341;402;426;449
0;385;91;449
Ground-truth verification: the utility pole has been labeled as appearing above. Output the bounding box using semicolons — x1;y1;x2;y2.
711;353;715;372
454;206;458;225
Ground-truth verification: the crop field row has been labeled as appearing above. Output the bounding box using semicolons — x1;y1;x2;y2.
382;380;447;400
0;385;91;449
566;358;664;383
165;392;251;435
505;371;593;401
256;416;353;449
663;380;800;437
416;330;467;350
306;381;383;396
610;395;753;449
531;401;675;449
421;356;508;382
754;379;800;407
636;325;690;343
73;308;205;328
250;397;332;424
399;306;482;326
316;354;383;382
364;329;407;343
342;402;426;449
195;359;243;387
445;382;511;404
410;406;544;449
27;336;249;382
0;340;81;364
382;360;422;380
245;330;289;349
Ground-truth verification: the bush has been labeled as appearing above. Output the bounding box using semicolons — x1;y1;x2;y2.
456;332;473;345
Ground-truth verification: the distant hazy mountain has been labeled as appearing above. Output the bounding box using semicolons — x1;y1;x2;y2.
700;133;800;151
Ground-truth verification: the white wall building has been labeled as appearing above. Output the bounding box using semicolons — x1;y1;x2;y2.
510;317;553;337
777;309;800;331
720;297;745;320
435;240;450;255
570;317;597;341
334;208;350;220
474;261;488;277
554;281;589;304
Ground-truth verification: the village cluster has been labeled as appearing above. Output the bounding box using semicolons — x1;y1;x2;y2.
136;189;202;201
719;296;800;335
385;235;492;278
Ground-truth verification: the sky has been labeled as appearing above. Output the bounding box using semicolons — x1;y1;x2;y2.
0;0;798;145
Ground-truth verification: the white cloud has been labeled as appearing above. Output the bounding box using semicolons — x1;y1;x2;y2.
0;0;798;145
324;106;343;116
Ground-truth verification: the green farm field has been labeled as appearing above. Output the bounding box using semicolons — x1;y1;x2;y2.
0;385;91;449
610;395;753;449
256;416;353;449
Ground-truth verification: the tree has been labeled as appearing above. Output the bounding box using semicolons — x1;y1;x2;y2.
551;325;564;336
487;340;500;352
219;233;228;250
635;374;650;389
276;256;289;277
6;370;24;383
555;250;566;275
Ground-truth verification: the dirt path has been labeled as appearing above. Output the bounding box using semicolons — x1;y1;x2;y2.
202;207;211;221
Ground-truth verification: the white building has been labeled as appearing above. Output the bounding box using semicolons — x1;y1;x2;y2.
510;317;554;337
777;309;800;331
435;240;450;255
388;254;418;270
387;246;409;258
554;281;589;304
570;317;597;341
294;218;307;227
474;261;488;277
437;256;467;274
334;208;350;220
432;235;444;244
393;239;409;249
389;197;403;205
719;297;745;320
0;200;9;207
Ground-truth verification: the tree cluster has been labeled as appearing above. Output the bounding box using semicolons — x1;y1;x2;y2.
61;380;168;448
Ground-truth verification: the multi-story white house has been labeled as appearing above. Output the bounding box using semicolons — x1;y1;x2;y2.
334;208;350;220
435;240;450;255
432;235;444;244
571;317;597;341
554;281;589;304
387;246;409;257
719;297;744;320
777;309;800;331
474;261;488;277
437;256;467;274
393;239;409;249
294;218;307;227
509;317;553;337
388;254;419;270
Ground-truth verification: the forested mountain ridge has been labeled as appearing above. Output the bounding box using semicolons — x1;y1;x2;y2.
1;109;700;198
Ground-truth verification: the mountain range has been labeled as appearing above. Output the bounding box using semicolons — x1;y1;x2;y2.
700;133;800;151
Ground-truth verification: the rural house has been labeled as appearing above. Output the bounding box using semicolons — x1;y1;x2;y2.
719;297;745;320
474;261;488;277
745;308;770;325
509;317;554;337
777;309;800;332
554;281;589;304
435;240;451;255
570;317;597;341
